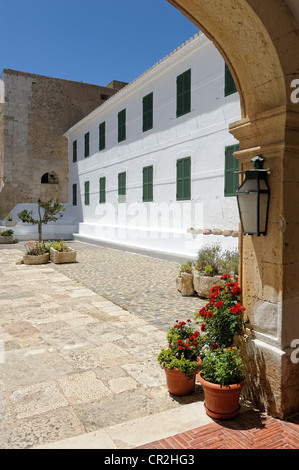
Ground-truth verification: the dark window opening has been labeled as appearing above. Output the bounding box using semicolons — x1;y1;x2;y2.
41;172;59;184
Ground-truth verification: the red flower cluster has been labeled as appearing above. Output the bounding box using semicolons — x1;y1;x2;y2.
175;330;200;350
229;303;246;315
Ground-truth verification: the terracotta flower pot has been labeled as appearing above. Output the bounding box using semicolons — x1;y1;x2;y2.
164;357;202;396
197;371;247;420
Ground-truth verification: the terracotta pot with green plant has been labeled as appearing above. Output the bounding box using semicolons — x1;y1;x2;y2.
158;320;204;396
194;274;249;419
197;346;247;420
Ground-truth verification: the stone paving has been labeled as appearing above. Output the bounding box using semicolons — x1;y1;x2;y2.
0;242;208;449
8;241;206;331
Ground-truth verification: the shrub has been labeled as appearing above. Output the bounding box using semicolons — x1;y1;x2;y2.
158;320;204;379
0;229;14;236
178;260;193;277
200;346;245;386
194;274;248;348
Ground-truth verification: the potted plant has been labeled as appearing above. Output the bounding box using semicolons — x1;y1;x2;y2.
193;245;239;298
23;241;50;265
194;274;248;348
176;261;194;296
4;212;17;227
193;244;223;298
0;229;14;244
49;239;77;264
197;346;247;420
158;320;204;396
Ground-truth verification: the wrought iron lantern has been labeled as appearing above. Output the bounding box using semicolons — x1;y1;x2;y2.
236;156;270;236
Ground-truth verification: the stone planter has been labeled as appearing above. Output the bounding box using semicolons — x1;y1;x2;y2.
176;272;194;296
0;235;14;244
5;221;17;227
50;247;77;264
193;275;222;298
23;253;50;265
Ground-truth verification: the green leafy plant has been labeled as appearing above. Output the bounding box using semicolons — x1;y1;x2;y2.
3;212;13;221
195;245;240;276
158;320;204;379
17;198;65;242
0;229;14;236
218;249;239;276
50;238;71;252
200;346;245;386
178;260;193;277
194;274;248;348
195;244;222;276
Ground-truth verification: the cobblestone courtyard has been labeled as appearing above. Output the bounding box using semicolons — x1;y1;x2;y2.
14;240;206;331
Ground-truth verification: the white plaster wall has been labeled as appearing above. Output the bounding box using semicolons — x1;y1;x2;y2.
65;33;241;259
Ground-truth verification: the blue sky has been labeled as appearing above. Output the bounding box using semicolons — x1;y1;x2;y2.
0;0;199;86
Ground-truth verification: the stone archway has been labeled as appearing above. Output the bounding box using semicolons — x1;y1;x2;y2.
168;0;299;418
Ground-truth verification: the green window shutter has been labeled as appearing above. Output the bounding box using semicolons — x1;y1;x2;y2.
176;69;191;117
142;92;153;132
84;181;90;205
99;177;106;203
118;109;126;142
176;157;191;200
225;64;237;97
84;132;90;158
143;165;153;202
224;144;239;197
72;140;77;163
118;172;126;201
99;122;105;151
72;183;77;206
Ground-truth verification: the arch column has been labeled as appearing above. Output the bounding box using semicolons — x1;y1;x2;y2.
230;106;299;418
168;0;299;418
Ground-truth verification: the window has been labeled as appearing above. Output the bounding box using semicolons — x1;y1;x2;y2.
225;64;237;96
84;181;90;205
41;172;59;184
84;132;90;158
143;165;153;202
176;157;191;200
224;144;239;196
99;122;105;151
99;177;106;204
73;140;77;162
176;69;191;118
72;183;77;206
142;92;153;132
118;109;126;142
118;171;126;202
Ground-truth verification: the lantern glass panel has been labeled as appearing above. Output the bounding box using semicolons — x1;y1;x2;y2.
237;192;258;234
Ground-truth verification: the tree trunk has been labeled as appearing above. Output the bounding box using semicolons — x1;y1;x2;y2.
37;201;43;241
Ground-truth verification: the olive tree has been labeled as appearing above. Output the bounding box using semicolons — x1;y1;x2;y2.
17;198;66;241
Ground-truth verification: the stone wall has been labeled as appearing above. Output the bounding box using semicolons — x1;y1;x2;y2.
0;69;127;217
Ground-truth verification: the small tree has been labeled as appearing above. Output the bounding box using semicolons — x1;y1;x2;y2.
17;198;66;241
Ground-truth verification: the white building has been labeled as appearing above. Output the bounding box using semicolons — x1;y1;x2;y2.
64;33;241;261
